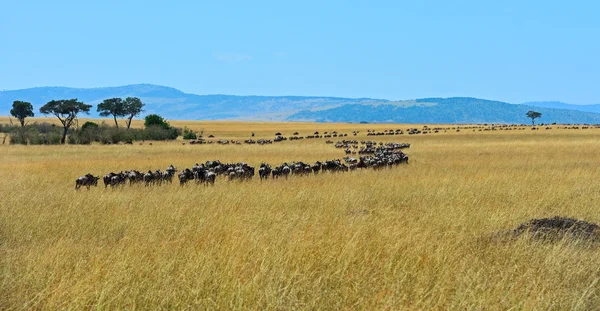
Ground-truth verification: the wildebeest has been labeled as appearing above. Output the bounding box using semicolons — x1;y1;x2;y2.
228;163;255;181
259;163;272;180
80;138;411;191
103;172;115;188
110;172;127;187
311;161;322;174
143;170;155;186
75;174;100;190
190;164;217;185
178;168;195;186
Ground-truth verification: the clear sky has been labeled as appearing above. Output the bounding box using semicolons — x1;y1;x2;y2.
0;0;598;104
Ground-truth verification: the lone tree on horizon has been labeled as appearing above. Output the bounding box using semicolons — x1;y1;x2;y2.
10;100;34;127
39;99;92;144
526;110;542;125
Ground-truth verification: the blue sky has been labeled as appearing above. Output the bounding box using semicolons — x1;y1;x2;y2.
0;0;598;104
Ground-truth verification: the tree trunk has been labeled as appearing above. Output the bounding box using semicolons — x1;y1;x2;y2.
19;127;26;145
127;116;133;129
61;126;68;144
19;119;25;127
113;115;119;129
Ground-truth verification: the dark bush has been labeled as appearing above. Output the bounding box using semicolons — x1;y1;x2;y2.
82;121;99;131
142;125;180;140
9;121;180;145
144;114;171;129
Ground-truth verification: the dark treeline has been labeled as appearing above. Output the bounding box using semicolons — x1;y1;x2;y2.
4;97;183;145
3;121;180;145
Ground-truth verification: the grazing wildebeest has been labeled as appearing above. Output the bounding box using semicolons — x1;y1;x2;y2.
75;174;100;190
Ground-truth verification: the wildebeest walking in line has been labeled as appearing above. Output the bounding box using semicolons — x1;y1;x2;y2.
103;172;127;188
227;163;255;181
192;163;217;185
77;141;410;190
259;163;272;180
75;173;100;190
176;164;217;186
178;168;195;186
271;163;292;179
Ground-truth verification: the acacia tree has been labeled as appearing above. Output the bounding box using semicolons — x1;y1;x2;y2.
97;98;125;128
526;110;542;125
10;100;34;127
123;97;144;129
39;99;92;144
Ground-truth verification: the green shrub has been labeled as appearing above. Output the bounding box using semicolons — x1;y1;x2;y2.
182;127;197;140
9;130;27;145
144;114;171;129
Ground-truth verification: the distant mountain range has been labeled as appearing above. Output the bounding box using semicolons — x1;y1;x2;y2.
1;84;599;124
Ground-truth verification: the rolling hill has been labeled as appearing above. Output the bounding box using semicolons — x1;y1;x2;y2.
521;101;600;114
1;84;600;124
289;98;600;124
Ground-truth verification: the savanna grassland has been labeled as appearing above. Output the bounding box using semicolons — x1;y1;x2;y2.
2;120;600;310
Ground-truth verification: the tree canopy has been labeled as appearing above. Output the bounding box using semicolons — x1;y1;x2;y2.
97;98;125;128
526;110;542;125
10;100;34;127
123;97;144;129
39;99;92;144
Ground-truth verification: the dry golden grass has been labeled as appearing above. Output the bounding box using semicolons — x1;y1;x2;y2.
2;120;600;309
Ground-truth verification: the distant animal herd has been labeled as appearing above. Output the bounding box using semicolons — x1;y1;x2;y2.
74;122;599;189
165;124;600;147
74;139;410;190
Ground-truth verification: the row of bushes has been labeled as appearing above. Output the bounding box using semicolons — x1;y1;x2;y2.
7;122;182;145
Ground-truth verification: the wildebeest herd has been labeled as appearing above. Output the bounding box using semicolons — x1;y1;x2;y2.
74;141;410;190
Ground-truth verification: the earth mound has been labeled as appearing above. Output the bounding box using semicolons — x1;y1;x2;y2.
495;216;600;243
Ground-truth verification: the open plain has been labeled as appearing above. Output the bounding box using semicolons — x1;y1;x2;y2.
2;120;600;309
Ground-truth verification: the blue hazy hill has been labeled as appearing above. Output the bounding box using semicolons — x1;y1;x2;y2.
2;85;600;124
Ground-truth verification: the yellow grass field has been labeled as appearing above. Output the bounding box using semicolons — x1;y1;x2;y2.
2;119;600;309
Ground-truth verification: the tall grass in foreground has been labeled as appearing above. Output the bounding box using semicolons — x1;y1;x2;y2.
2;124;600;309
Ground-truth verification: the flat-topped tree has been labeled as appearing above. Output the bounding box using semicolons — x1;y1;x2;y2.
123;97;144;129
10;100;34;127
526;110;542;125
40;99;92;144
97;98;125;128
